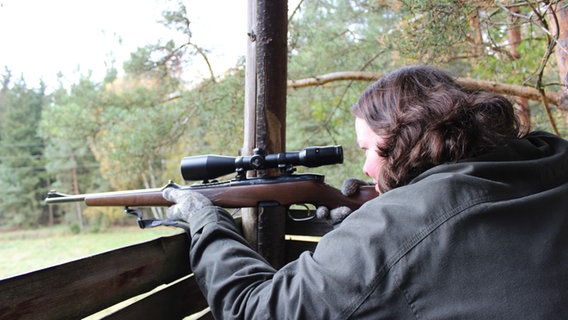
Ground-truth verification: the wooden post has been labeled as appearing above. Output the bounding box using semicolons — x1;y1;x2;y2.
241;0;259;251
242;0;288;268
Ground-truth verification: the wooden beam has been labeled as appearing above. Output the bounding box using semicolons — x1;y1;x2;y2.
242;0;288;268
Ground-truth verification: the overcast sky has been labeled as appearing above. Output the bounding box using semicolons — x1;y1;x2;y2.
0;0;247;91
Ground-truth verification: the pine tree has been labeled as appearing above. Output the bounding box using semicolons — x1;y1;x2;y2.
0;74;49;227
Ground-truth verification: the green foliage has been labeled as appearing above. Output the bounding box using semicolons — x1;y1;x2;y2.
39;76;104;192
0;73;50;227
286;0;400;184
34;0;245;227
378;0;563;125
384;1;480;64
169;67;246;158
124;45;160;76
532;104;568;136
288;0;397;76
5;0;568;229
371;1;556;78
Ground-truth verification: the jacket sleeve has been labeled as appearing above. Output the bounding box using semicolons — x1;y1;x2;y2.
188;205;407;320
189;206;276;319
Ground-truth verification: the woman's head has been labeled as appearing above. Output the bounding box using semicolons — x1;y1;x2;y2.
352;65;521;193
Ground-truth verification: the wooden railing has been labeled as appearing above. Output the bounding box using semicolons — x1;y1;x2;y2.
0;212;331;319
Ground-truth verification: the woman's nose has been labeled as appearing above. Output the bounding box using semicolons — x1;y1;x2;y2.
362;159;372;178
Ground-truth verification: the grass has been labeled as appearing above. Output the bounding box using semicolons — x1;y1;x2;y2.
0;224;181;279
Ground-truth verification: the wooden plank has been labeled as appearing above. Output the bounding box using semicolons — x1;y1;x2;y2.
102;276;208;320
0;232;191;320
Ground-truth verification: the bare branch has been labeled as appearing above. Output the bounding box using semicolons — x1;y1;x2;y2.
190;43;216;83
287;71;380;88
287;71;566;111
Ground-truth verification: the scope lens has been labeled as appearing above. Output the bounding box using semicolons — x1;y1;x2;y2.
299;146;343;167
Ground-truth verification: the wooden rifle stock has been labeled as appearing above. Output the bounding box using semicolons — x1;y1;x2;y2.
46;174;378;211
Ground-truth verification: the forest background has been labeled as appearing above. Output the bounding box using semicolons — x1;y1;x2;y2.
1;0;568;232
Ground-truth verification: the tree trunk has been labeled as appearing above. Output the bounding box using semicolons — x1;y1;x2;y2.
550;2;568;121
507;3;530;132
469;9;483;57
551;3;568;86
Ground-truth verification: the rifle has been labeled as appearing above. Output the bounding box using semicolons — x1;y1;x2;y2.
45;146;378;227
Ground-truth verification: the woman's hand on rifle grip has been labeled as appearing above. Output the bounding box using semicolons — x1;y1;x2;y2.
316;178;372;225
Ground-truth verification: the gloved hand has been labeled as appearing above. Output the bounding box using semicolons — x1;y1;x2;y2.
316;178;371;225
162;187;213;222
340;178;373;197
315;206;352;225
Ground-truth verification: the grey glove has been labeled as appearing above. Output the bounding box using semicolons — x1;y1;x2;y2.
315;206;352;225
316;178;371;225
340;178;373;196
162;187;213;222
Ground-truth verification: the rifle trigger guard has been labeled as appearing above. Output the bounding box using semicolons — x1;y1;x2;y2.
287;204;316;222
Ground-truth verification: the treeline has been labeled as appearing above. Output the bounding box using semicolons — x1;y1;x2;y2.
1;0;566;230
0;64;250;230
0;71;49;227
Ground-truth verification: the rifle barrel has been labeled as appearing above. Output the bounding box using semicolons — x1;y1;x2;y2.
45;188;165;205
45;191;86;203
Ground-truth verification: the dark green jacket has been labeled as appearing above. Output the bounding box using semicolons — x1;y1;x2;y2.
189;131;568;319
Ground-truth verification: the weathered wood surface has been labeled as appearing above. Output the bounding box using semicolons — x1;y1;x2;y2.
241;0;289;269
102;276;209;319
0;232;203;320
0;210;329;319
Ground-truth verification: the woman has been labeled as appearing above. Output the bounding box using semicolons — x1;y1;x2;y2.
164;65;568;319
353;65;522;194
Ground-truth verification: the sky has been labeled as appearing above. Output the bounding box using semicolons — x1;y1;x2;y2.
0;0;247;91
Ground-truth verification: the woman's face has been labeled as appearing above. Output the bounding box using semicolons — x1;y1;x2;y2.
355;117;387;193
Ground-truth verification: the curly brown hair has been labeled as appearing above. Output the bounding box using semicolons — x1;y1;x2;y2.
352;66;522;192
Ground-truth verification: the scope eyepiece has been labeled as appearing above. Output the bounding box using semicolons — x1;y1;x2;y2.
180;145;343;181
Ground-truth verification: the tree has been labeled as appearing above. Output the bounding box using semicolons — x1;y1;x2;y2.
40;70;187;224
287;0;568;137
39;76;106;230
0;74;49;227
285;0;402;184
38;1;247;227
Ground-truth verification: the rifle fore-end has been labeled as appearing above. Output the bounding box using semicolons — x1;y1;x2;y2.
196;179;376;210
46;175;379;210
